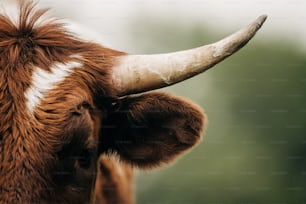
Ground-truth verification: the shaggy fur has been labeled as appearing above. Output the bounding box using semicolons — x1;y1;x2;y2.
99;92;205;169
0;1;205;203
94;156;134;204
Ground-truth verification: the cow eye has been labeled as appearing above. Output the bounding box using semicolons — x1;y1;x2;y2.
78;148;95;169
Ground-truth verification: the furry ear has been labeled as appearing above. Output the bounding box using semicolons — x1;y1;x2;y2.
99;92;206;169
94;156;134;204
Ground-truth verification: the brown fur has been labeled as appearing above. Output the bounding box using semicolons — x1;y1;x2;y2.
94;156;134;204
0;1;205;203
99;92;205;169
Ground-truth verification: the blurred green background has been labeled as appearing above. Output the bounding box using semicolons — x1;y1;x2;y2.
128;18;306;203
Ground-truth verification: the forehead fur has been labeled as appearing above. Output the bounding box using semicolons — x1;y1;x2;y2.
0;1;123;202
0;0;54;27
0;0;80;68
0;0;123;93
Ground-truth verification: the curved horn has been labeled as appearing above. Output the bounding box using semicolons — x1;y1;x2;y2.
112;15;267;96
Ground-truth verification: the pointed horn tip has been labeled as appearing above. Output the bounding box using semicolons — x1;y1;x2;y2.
251;14;268;30
258;14;268;22
113;15;268;96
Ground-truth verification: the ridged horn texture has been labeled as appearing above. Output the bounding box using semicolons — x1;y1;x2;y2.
112;15;267;96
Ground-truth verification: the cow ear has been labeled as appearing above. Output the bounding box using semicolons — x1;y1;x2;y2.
94;156;134;204
99;92;206;169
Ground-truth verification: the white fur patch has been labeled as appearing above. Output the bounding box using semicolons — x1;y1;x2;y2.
25;61;82;113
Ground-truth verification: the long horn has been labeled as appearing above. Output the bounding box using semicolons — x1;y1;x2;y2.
112;15;267;96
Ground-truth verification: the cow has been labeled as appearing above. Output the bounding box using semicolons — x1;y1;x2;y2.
0;0;267;203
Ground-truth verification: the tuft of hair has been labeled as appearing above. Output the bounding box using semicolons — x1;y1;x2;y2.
0;0;82;69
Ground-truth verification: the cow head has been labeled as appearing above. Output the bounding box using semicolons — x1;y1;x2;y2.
0;1;266;203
